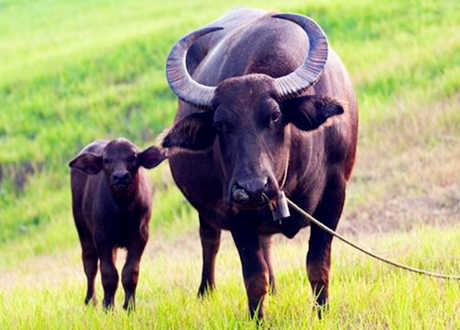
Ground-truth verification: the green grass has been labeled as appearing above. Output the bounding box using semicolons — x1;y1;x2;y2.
0;0;459;328
1;225;458;329
0;0;459;248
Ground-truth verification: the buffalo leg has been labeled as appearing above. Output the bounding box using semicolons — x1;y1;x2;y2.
122;238;147;310
74;221;98;306
198;216;221;297
98;246;119;309
232;227;268;320
260;235;276;295
307;173;346;317
82;240;98;305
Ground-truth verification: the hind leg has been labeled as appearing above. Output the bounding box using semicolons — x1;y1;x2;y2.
81;240;99;305
197;215;221;297
75;222;98;306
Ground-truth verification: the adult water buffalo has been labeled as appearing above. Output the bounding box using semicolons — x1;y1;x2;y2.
162;8;358;319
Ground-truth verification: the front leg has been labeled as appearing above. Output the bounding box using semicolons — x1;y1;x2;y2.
307;172;346;317
122;236;147;311
97;245;119;309
260;235;276;295
198;215;221;296
232;227;269;320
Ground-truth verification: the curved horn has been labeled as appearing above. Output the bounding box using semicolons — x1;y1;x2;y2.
166;26;223;109
272;13;329;100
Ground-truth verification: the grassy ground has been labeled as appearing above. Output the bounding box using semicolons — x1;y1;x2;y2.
1;225;458;329
0;0;459;328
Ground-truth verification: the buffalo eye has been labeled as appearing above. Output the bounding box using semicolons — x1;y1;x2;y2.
263;98;282;127
270;110;281;124
213;120;231;134
127;155;136;162
103;158;111;165
267;109;282;129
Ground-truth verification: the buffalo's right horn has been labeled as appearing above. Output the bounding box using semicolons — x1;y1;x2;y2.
166;26;223;110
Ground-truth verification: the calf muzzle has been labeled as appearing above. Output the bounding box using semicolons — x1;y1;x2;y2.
111;171;132;186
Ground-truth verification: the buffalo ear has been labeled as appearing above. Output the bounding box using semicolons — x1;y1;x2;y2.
285;95;344;131
138;146;166;169
68;152;103;175
162;111;216;150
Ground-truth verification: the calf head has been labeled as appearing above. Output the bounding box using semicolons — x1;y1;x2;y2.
69;138;166;191
163;14;343;211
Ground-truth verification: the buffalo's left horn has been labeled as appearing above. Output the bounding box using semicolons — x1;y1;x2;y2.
166;26;223;109
272;13;329;100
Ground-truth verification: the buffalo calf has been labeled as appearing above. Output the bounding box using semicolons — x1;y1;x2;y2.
69;138;166;310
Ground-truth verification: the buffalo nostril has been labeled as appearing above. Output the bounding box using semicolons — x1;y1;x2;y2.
231;177;270;204
235;177;268;195
232;187;250;203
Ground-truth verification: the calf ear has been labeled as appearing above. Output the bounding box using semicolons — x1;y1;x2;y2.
68;152;103;175
138;146;166;169
285;95;344;131
162;111;216;150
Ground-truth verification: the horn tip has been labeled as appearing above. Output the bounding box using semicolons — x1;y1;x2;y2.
271;13;293;18
200;26;224;35
271;13;324;33
272;13;304;21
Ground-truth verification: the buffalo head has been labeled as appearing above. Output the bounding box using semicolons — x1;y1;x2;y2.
162;14;344;210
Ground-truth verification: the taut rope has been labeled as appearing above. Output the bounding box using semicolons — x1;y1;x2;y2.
286;197;460;280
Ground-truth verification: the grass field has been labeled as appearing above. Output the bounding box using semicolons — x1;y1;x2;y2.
1;226;459;329
0;0;459;328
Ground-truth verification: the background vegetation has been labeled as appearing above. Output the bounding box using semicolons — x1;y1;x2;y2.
0;0;458;328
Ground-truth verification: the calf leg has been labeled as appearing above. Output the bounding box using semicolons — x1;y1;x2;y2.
307;173;346;317
82;241;98;305
74;222;98;305
122;238;147;310
198;216;221;297
232;227;268;320
98;247;119;309
260;235;276;295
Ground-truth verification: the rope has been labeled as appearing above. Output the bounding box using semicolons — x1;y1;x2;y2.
278;151;289;190
286;198;460;280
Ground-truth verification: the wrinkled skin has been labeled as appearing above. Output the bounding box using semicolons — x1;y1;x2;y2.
163;9;358;319
69;138;165;310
